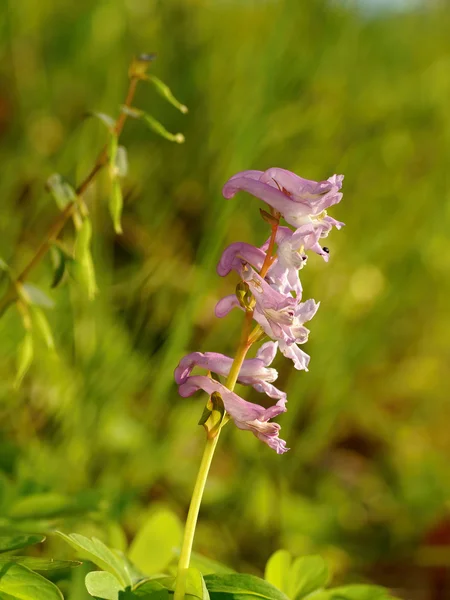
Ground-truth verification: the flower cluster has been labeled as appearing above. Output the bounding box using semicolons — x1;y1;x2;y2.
174;167;344;454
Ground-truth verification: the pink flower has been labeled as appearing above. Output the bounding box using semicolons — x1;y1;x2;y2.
223;168;344;229
174;341;285;401
215;267;318;371
178;375;288;454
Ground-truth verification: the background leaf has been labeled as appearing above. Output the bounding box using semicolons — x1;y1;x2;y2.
85;571;124;600
47;174;76;210
0;533;45;554
146;75;188;114
185;567;210;600
56;532;132;587
204;574;289;600
0;557;81;571
74;218;98;299
288;556;329;600
264;549;291;594
31;308;55;350
14;333;33;389
109;180;124;235
328;585;395;600
0;562;63;600
128;509;182;575
141;114;184;144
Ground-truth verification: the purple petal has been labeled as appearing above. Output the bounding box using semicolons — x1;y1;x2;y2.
296;298;320;322
175;341;284;401
252;380;286;401
255;341;278;366
178;375;288;453
223;168;344;228
261;167;334;201
217;242;266;277
215;295;241;318
226;169;264;183
279;341;310;371
223;176;307;221
174;351;234;385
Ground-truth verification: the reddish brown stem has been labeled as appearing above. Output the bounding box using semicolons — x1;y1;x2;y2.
0;74;140;317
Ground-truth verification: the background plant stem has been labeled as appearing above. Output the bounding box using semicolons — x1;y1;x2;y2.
0;73;140;318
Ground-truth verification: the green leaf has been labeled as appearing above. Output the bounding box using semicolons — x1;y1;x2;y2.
21;284;54;308
0;556;81;571
109;179;123;235
141;114;185;144
74;218;98;299
9;493;84;520
14;333;33;389
31;308;54;350
108;134;119;170
128;508;182;575
328;585;394;600
0;562;63;600
204;574;290;600
119;106;142;120
132;580;170;599
85;571;124;600
114;146;128;178
56;532;132;587
264;550;291;594
89;112;116;131
186;552;235;576
47;173;77;210
50;246;68;288
113;550;144;587
0;532;45;554
185;568;210;600
288;556;329;600
146;75;188;114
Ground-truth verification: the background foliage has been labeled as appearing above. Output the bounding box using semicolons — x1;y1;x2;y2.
1;1;449;599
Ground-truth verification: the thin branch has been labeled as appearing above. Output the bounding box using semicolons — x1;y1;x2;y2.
0;72;141;317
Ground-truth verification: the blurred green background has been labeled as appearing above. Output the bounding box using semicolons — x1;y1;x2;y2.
1;0;450;598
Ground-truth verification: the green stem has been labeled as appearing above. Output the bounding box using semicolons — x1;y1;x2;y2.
173;433;220;600
174;219;279;598
174;315;253;600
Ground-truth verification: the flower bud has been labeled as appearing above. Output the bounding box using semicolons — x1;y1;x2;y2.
236;281;256;311
198;392;226;439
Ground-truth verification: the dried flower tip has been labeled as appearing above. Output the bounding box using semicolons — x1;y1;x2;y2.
259;208;279;227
